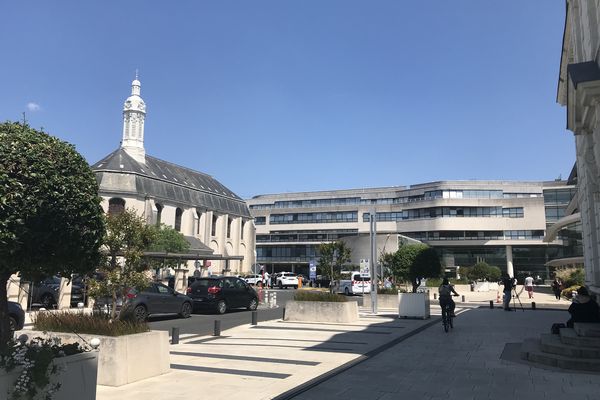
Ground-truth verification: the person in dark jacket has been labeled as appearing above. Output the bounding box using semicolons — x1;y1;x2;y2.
551;278;562;300
567;286;600;328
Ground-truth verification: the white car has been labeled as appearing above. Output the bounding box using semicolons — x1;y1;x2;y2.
244;274;263;286
276;272;298;289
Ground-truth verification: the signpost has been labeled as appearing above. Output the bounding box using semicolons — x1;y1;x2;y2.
309;260;317;281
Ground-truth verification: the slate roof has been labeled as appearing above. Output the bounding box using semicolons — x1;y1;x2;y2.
92;148;251;218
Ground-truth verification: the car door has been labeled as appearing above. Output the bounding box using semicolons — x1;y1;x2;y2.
235;278;255;307
222;277;241;308
155;283;180;314
141;283;163;314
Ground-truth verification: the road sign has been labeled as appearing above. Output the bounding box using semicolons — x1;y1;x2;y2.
360;259;370;274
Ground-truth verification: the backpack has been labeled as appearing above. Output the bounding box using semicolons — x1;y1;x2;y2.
439;285;452;296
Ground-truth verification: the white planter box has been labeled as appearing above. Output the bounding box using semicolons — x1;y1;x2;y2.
398;292;430;319
1;351;98;400
284;300;359;323
25;330;169;386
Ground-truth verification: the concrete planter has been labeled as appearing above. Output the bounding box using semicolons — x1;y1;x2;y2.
0;351;98;400
284;300;359;323
398;292;430;319
363;294;399;309
25;330;169;386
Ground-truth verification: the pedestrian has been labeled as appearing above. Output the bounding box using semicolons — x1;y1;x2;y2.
551;277;562;300
501;273;516;311
524;274;534;299
264;271;270;288
566;287;600;328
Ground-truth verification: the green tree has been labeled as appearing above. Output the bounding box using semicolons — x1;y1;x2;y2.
89;209;155;318
466;262;501;282
395;244;443;292
317;241;352;291
147;224;190;270
0;122;105;347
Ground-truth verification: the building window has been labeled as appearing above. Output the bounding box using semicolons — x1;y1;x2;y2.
254;216;266;225
155;203;163;225
175;208;183;232
212;214;218;236
108;198;125;216
241;220;245;240
196;210;202;234
227;217;232;239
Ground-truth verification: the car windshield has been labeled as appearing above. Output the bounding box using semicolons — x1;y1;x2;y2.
353;275;370;281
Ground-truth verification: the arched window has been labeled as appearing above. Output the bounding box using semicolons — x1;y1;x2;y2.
196;210;203;235
240;220;245;240
227;217;233;239
175;208;183;232
155;203;163;225
108;198;125;216
211;214;218;236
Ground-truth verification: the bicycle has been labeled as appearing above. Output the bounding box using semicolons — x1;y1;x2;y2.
440;294;459;333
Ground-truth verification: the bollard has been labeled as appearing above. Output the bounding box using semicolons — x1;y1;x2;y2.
531;302;536;310
171;327;180;345
273;292;278;307
213;320;221;336
251;310;258;325
461;295;465;303
489;300;494;309
433;293;437;300
282;307;286;321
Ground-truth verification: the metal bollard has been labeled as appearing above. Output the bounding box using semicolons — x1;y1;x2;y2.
171;327;180;344
489;300;494;309
282;307;286;320
213;320;221;336
461;295;465;303
531;302;536;310
273;292;278;307
251;310;258;325
433;293;437;300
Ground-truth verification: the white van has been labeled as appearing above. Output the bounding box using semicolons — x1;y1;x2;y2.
338;271;371;295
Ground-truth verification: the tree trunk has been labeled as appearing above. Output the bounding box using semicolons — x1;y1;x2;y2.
0;274;13;349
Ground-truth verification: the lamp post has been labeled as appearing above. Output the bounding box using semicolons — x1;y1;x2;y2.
369;209;377;314
380;233;391;283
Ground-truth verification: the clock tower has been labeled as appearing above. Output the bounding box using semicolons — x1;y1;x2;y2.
121;72;146;164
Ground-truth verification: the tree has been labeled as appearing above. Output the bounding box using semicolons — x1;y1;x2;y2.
88;209;155;318
466;262;501;282
317;241;352;291
395;244;443;292
147;224;190;270
0;122;105;347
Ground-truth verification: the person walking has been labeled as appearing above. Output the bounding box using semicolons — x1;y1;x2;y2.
524;275;534;299
551;278;562;300
501;273;516;311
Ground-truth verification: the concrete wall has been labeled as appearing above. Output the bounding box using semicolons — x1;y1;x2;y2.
284;300;359;323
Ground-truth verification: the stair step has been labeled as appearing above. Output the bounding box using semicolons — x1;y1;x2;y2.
561;328;600;348
521;338;600;372
574;323;600;338
540;334;600;358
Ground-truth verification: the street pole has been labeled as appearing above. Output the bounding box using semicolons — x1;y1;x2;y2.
370;208;377;314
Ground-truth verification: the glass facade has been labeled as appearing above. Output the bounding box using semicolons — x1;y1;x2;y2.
363;207;524;222
543;188;576;223
270;212;357;224
404;230;544;241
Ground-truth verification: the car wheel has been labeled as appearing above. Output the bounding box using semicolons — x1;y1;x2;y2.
40;294;55;309
344;287;350;296
279;282;283;289
9;316;17;332
247;298;258;311
180;302;192;318
216;300;227;314
133;305;148;322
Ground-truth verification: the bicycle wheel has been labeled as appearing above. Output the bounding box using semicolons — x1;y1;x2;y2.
449;314;454;329
442;307;449;333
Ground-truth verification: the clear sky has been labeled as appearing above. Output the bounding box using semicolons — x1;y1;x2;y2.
1;1;571;199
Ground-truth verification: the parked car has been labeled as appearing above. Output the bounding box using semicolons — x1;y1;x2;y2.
167;276;200;290
8;301;25;332
29;276;85;309
243;274;263;286
338;271;371;295
98;282;194;322
276;272;298;289
187;276;258;314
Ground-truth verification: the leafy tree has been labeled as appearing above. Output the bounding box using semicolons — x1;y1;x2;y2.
0;122;105;347
466;262;501;282
147;224;190;270
88;209;155;318
488;265;502;282
317;241;352;291
395;244;443;292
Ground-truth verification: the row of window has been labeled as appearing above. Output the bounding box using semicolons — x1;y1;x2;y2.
543;188;576;206
363;207;525;222
256;229;358;243
256;245;318;261
404;230;545;241
250;190;545;210
270;212;358;224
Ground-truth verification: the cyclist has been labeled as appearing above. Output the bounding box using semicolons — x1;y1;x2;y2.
438;278;459;317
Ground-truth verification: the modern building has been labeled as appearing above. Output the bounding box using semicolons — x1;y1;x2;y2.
248;180;578;280
557;0;600;296
91;77;255;276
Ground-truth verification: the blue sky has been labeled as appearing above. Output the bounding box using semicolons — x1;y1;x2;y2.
1;1;571;198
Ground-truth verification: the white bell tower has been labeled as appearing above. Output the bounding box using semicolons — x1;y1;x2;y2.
121;71;146;164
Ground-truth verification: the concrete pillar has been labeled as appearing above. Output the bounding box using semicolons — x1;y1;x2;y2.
174;268;188;293
506;245;514;278
6;274;20;303
58;277;73;309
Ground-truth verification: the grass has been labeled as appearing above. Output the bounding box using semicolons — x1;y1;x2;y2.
33;311;149;337
293;291;347;302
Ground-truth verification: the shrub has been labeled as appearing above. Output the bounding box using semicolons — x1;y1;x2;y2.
561;285;582;300
377;287;406;295
556;267;585;288
293;291;347;302
33;311;149;336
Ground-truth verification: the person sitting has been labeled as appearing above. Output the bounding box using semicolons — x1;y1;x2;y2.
438;278;459;317
567;286;600;328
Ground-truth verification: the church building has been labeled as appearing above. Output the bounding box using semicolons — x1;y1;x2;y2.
91;76;255;276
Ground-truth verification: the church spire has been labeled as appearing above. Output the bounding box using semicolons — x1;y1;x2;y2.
121;72;146;164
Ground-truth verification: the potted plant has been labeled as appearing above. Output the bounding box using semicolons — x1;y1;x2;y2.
284;291;359;323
